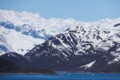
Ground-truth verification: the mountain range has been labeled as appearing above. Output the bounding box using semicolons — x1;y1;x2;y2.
0;9;120;73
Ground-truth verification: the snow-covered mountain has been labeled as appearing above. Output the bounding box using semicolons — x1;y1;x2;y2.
24;17;120;72
0;9;80;55
1;9;120;72
0;9;120;56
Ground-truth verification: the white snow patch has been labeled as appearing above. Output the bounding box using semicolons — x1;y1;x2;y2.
108;58;120;64
80;60;96;70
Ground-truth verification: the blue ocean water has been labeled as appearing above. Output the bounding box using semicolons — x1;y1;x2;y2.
0;73;120;80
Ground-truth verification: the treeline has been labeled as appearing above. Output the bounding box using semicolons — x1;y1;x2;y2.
0;57;55;74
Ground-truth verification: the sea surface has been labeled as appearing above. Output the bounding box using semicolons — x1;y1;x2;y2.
0;72;120;80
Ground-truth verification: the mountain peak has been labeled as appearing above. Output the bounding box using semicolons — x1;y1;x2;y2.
0;9;120;56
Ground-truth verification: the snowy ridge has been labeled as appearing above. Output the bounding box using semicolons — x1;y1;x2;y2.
0;9;80;36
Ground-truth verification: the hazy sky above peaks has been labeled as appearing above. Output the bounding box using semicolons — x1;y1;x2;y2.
0;0;120;21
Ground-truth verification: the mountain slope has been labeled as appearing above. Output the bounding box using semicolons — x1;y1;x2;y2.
25;19;120;72
0;57;19;73
1;52;29;67
0;9;80;55
0;26;44;55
